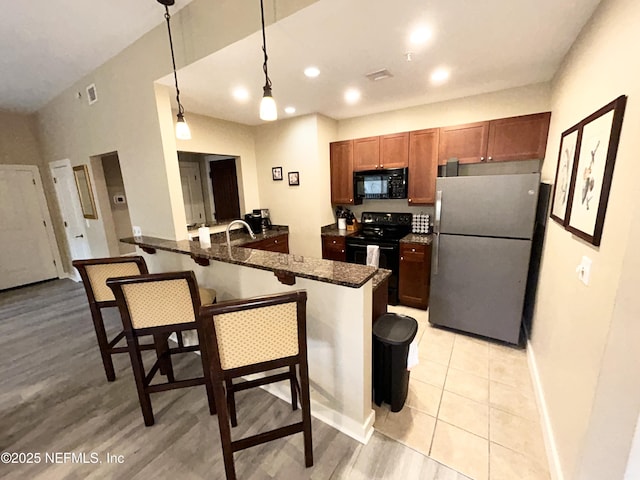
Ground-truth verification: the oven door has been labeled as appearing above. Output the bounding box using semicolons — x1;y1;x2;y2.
345;237;400;304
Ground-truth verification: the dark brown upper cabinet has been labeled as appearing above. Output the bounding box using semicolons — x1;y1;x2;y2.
379;132;409;169
330;140;356;204
438;113;551;165
353;136;380;171
408;129;439;205
438;121;490;165
486;112;552;162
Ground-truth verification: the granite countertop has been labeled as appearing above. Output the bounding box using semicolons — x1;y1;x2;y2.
207;225;289;246
372;269;392;290
320;223;357;237
400;233;433;245
121;232;379;289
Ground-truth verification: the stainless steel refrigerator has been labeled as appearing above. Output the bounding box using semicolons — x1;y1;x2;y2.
429;173;540;344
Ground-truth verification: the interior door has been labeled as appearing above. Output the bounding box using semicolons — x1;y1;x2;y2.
209;158;241;222
0;167;58;289
51;162;90;268
179;162;206;224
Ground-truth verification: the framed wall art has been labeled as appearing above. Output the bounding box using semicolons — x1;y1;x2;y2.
272;166;283;181
73;165;98;219
288;171;300;186
550;126;580;225
563;95;627;246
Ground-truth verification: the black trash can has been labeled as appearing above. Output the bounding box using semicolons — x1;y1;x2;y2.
372;313;418;412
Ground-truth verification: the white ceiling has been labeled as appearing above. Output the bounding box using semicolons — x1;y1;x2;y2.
0;0;194;113
159;0;602;125
2;0;601;123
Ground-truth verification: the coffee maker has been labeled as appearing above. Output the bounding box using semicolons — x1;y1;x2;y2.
244;209;272;233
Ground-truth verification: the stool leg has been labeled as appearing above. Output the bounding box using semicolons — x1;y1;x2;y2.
289;365;298;411
213;380;238;480
90;305;116;382
226;379;238;427
154;333;174;382
127;335;154;426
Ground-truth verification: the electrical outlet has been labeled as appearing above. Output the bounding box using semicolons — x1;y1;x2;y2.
576;256;592;285
132;226;142;237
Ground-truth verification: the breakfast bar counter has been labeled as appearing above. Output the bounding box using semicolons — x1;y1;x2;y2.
122;231;386;445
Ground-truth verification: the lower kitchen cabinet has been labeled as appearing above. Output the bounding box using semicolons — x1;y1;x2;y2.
321;235;346;262
399;242;431;309
244;233;289;254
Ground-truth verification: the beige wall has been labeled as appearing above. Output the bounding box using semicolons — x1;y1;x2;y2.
338;83;551;140
254;114;336;257
35;0;319;250
0;111;43;166
532;0;640;478
175;109;260;228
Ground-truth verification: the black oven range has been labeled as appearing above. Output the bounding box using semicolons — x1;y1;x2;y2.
345;212;412;305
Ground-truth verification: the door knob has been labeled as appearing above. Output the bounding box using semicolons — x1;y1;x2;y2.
75;234;84;238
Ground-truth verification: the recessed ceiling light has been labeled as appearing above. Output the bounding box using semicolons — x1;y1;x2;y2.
410;27;432;45
232;87;249;102
304;66;320;78
430;68;450;84
344;88;361;104
285;106;296;114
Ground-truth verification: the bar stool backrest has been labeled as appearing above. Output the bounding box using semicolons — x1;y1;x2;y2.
213;301;299;370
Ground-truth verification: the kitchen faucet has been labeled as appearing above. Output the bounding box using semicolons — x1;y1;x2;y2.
225;219;256;246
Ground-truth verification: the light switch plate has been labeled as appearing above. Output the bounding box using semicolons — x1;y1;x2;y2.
132;226;142;238
577;255;592;285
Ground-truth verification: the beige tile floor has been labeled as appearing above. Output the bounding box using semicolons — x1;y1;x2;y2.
373;305;550;480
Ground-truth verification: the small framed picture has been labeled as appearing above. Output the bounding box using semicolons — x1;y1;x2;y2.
86;84;98;105
288;171;300;186
272;166;283;181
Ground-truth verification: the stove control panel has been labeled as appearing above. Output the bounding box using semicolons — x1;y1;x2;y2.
361;212;412;226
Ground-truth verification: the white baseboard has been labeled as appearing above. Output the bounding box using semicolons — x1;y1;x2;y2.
527;339;564;480
260;382;375;445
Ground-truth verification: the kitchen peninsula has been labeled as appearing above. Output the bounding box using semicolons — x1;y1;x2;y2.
122;228;391;444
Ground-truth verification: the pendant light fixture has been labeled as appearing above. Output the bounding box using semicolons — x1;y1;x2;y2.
158;0;191;140
259;0;277;121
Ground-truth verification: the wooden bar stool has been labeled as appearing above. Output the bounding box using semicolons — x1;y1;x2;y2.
200;290;313;480
106;271;215;426
73;256;217;381
73;256;150;381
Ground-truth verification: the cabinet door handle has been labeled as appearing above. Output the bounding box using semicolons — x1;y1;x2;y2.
349;198;353;202
380;164;384;168
332;240;336;244
400;256;404;260
408;198;412;203
487;156;493;161
480;156;486;162
341;249;345;253
411;248;416;252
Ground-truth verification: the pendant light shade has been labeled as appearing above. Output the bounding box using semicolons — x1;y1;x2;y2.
260;86;277;121
259;0;277;121
158;0;191;140
175;112;191;140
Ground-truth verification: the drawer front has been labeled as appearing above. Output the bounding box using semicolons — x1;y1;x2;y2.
323;235;346;250
400;243;426;261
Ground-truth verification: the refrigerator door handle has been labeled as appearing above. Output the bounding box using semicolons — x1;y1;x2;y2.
434;190;442;235
433;232;439;275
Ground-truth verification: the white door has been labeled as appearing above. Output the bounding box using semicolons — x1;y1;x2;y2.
50;161;91;269
0;166;58;289
179;162;206;225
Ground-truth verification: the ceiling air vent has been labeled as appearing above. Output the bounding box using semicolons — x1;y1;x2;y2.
366;69;393;81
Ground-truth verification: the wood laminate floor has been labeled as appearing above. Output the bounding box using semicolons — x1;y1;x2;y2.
0;279;469;480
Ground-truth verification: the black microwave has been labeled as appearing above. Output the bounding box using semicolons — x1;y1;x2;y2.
354;168;408;200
